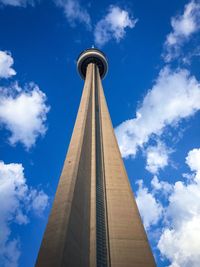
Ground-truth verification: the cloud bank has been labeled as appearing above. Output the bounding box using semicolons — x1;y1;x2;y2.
158;148;200;267
115;67;200;159
0;161;49;267
136;148;200;267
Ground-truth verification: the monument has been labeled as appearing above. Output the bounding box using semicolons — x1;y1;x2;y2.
36;48;156;267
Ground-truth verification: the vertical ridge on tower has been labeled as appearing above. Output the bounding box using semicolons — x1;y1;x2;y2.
94;64;110;267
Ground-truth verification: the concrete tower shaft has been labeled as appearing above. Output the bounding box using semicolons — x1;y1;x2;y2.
36;49;156;267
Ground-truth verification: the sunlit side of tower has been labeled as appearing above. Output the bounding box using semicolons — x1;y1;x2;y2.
35;49;156;267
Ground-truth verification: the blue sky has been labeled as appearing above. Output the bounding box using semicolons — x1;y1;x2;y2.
0;0;200;266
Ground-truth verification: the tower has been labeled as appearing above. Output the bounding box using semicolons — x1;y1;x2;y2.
36;49;156;267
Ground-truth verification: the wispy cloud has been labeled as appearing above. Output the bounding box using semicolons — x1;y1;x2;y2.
94;6;137;47
0;0;34;7
163;0;200;62
0;161;49;267
55;0;91;29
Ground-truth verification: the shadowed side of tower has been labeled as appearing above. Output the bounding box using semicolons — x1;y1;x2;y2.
35;49;156;267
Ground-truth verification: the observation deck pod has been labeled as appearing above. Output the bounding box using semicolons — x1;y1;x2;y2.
77;48;108;80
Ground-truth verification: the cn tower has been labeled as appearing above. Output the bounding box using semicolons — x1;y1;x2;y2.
36;48;156;267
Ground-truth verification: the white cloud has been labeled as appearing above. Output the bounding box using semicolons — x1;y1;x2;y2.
136;180;163;230
185;148;200;174
151;175;173;195
165;180;200;228
157;148;200;267
158;181;200;267
29;189;49;215
55;0;91;29
0;51;16;79
146;142;171;174
135;148;200;266
158;215;200;267
0;0;33;7
164;1;200;62
0;83;50;149
94;6;137;47
0;161;49;267
115;67;200;158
